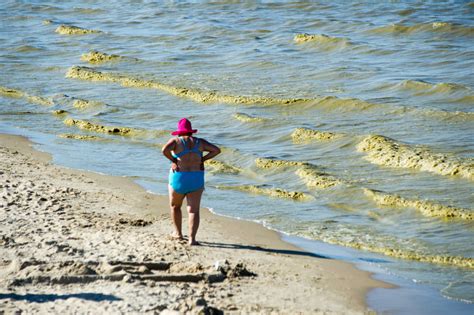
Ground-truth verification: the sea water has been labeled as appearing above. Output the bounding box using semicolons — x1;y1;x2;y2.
1;1;473;311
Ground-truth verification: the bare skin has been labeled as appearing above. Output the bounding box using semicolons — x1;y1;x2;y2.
162;134;221;245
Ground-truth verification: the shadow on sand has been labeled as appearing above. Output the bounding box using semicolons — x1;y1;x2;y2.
199;241;329;259
0;293;122;303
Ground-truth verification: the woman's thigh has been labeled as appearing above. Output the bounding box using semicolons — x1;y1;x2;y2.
186;188;204;213
169;185;185;207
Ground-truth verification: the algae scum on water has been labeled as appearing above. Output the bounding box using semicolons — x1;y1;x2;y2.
1;0;474;304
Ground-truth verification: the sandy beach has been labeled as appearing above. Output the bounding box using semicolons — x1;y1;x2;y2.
0;133;390;314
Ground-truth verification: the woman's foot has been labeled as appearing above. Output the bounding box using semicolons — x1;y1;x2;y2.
188;239;200;246
170;232;184;241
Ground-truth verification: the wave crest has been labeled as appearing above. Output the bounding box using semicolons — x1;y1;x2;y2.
81;51;122;64
55;24;102;35
73;98;105;109
296;167;342;189
217;185;312;201
233;113;267;123
59;134;105;141
364;188;473;220
306;225;474;269
399;80;470;94
357;135;474;180
0;86;53;106
205;160;241;174
66;66;308;105
294;33;351;50
291;127;342;143
368;22;474;36
255;157;310;169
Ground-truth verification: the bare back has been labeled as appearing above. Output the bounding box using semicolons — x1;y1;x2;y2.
162;134;221;172
171;136;203;171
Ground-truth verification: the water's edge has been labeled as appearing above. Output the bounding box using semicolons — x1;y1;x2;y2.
283;235;473;315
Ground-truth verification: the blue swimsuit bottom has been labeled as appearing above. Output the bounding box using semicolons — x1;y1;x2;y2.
169;170;204;195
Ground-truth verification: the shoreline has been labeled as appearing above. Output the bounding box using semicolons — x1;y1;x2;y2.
0;132;390;313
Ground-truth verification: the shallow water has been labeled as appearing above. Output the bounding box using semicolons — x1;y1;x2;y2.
1;0;473;306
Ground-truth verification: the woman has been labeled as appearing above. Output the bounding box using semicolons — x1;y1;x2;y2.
162;118;221;245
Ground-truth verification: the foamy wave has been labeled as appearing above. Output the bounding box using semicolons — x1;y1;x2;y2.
55;24;102;35
72;98;105;109
254;158;342;189
423;108;474;122
0;86;53;106
59;134;105;141
63;118;168;137
233;112;267;123
369;22;474;36
52;110;68;115
303;222;474;269
311;96;379;112
81;51;122;64
291;127;342;143
255;157;311;169
357;135;474;180
364;189;473;220
311;229;474;269
205;160;241;174
66;66;308;105
64;118;140;136
216;185;312;201
296;167;342;189
65;67;469;119
399;80;470;94
294;33;351;50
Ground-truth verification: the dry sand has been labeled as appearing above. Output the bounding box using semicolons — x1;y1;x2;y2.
0;133;389;314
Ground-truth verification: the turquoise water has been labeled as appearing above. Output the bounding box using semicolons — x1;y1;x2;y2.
1;0;473;307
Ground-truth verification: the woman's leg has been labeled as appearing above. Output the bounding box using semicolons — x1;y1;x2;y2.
186;188;204;245
168;185;186;239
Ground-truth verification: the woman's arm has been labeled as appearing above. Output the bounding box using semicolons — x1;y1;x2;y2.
201;139;221;162
162;138;179;171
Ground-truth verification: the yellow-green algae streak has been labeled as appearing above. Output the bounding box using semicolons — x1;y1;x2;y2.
0;86;53;107
52;110;68;115
254;158;341;189
357;135;474;180
233;112;267;123
364;189;473;220
296;167;342;189
66;66;309;105
59;134;104;141
63;118;143;136
313;233;474;269
291;127;342;143
63;118;170;138
294;33;351;49
81;51;122;64
205;160;241;174
55;25;102;35
217;185;312;201
400;80;470;94
72;98;105;109
255;157;311;169
368;22;474;36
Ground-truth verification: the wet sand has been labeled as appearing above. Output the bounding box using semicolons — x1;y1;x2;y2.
0;133;390;314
